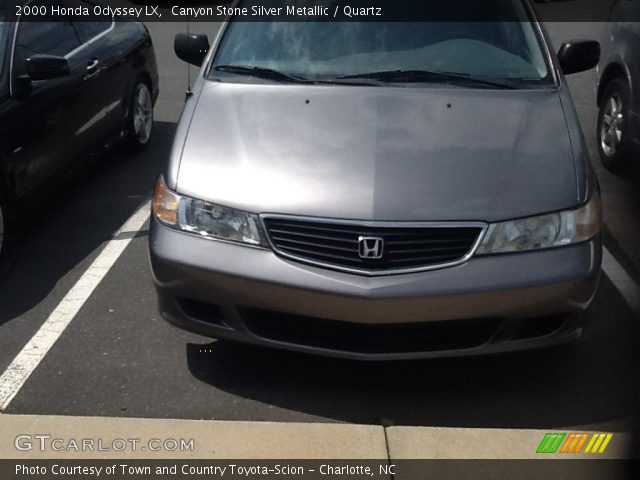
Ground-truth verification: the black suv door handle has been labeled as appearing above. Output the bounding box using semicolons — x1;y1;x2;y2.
86;59;100;72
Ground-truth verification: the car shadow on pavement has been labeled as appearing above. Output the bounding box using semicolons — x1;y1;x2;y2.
0;121;175;329
186;277;639;430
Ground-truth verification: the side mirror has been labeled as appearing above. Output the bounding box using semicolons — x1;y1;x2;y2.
26;54;70;80
174;33;210;67
557;40;600;75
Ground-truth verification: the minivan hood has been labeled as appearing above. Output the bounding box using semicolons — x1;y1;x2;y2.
176;82;578;223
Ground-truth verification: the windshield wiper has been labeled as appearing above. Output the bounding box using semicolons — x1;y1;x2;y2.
213;65;313;84
336;70;519;89
213;65;383;87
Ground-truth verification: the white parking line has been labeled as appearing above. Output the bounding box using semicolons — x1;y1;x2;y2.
602;248;640;316
0;202;151;412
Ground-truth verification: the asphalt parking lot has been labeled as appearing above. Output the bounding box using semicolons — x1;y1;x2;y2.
0;21;638;435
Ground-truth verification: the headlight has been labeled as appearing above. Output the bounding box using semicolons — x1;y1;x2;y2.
477;194;602;255
152;176;266;246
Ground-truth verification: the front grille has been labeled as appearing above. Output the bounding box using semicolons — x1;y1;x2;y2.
263;217;484;274
242;308;500;354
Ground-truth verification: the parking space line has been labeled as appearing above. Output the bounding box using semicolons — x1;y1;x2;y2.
603;247;640;316
0;202;151;412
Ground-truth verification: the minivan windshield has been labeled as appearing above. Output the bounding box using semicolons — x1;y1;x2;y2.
213;4;551;86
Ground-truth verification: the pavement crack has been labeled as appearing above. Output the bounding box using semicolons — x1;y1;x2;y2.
381;419;395;480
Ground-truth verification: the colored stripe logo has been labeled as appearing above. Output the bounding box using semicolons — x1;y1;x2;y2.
537;433;613;454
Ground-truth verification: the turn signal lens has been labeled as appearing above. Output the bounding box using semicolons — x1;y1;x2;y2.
575;193;603;241
152;175;180;226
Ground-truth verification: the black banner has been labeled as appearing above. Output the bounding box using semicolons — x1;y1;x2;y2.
1;460;638;480
2;0;638;23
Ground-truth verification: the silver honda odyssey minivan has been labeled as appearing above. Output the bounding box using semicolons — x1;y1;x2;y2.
150;0;603;360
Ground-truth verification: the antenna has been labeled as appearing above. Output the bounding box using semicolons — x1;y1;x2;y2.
185;20;193;100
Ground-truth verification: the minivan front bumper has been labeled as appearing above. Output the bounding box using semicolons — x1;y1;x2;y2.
149;217;602;361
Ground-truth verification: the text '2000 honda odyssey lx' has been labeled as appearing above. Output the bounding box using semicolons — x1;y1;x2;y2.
150;2;603;360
